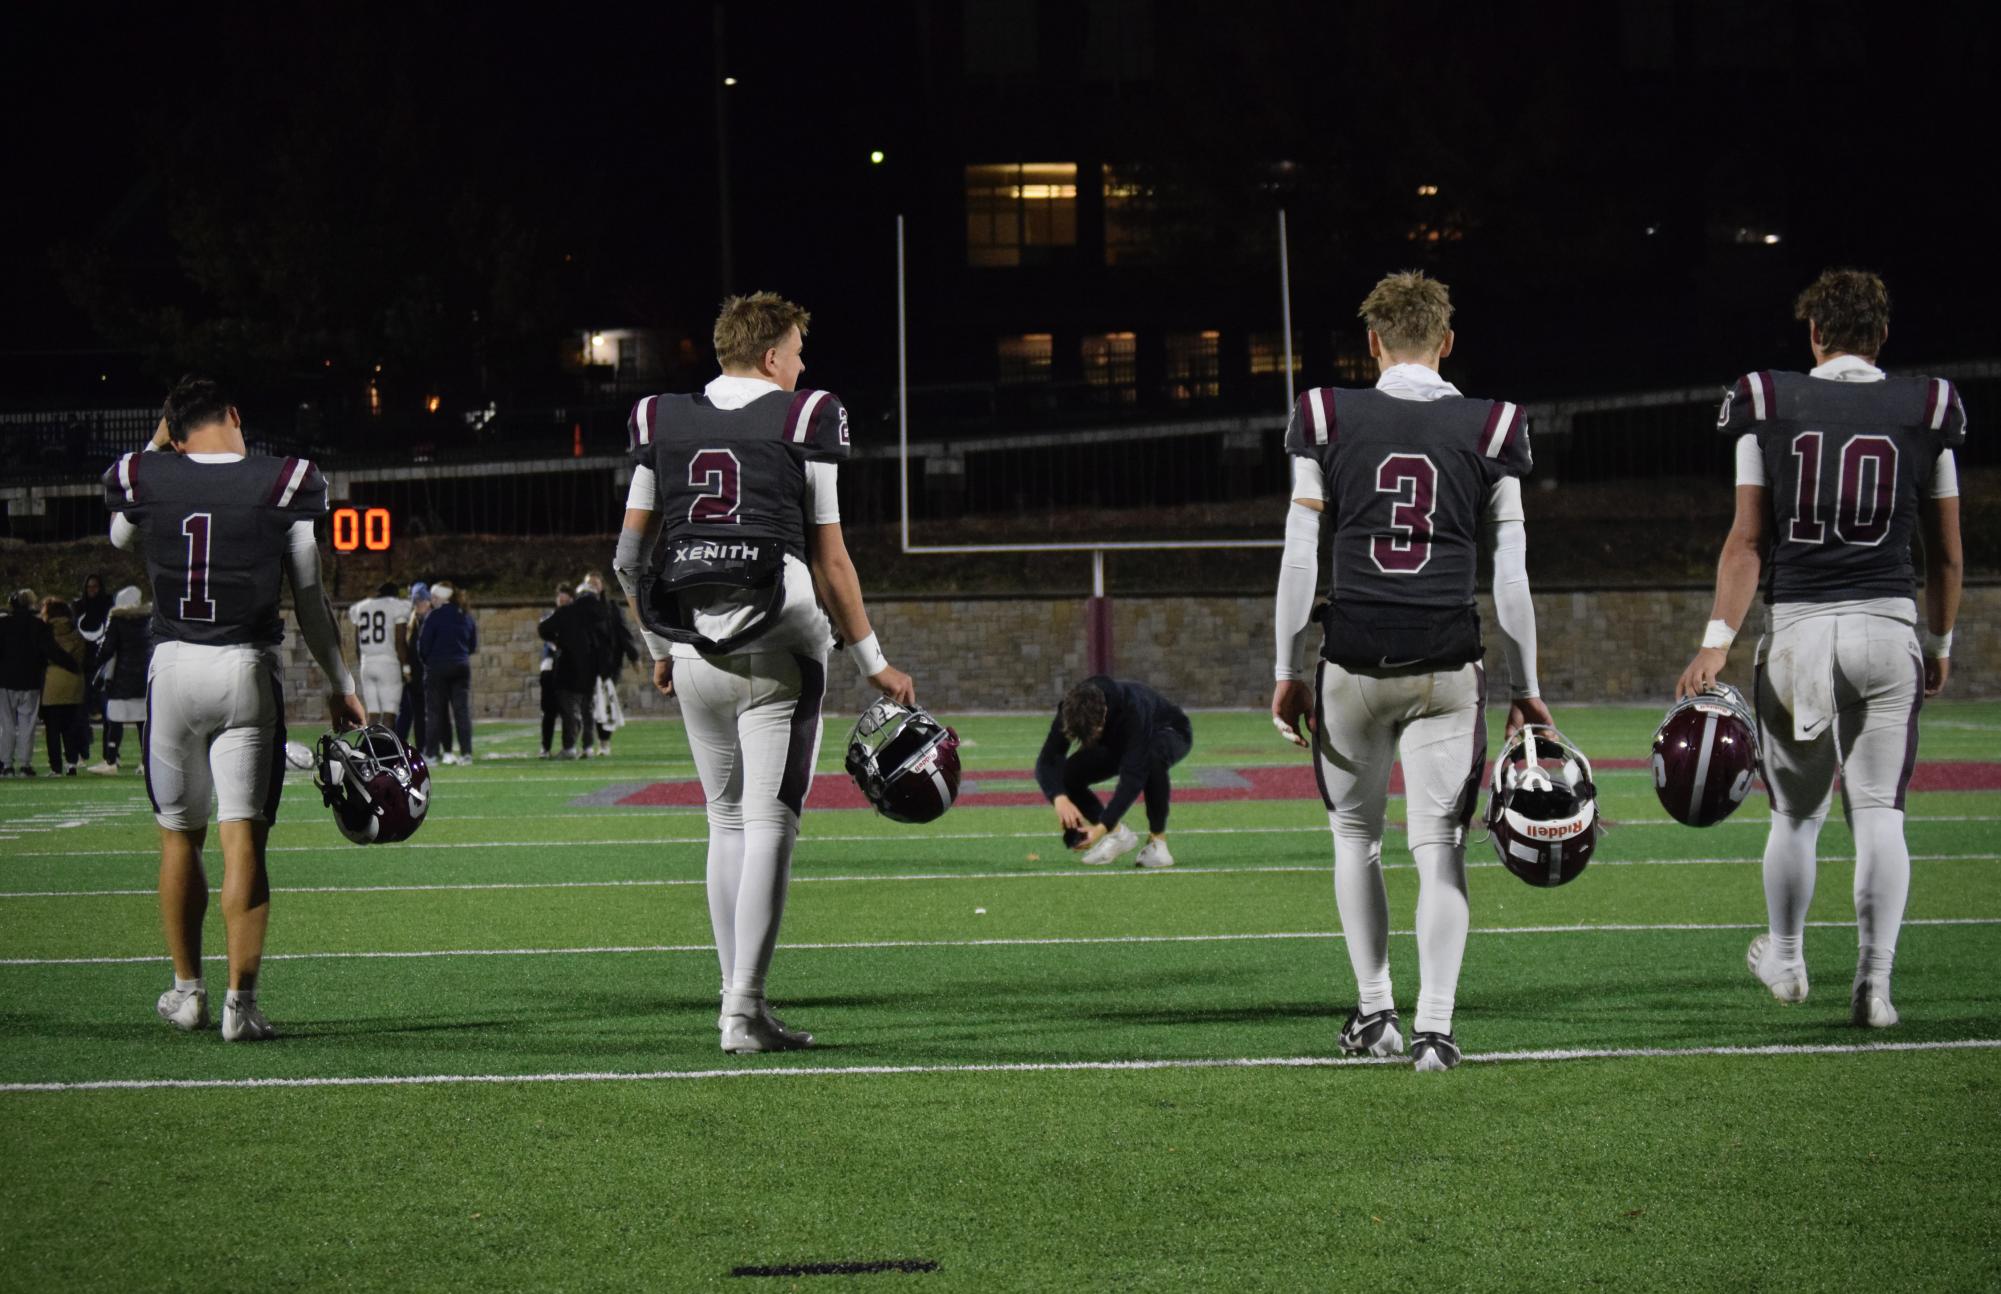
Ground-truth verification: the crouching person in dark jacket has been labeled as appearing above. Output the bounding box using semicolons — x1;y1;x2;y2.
1034;676;1194;870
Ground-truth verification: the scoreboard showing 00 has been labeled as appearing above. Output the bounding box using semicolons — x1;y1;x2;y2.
331;507;393;552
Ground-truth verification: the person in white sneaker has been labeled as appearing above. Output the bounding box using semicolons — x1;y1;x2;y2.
1035;677;1192;868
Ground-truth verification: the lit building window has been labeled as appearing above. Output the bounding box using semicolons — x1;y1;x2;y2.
1333;336;1373;384
966;163;1078;268
1248;332;1303;378
997;333;1054;386
1082;332;1138;404
1164;330;1220;402
1103;164;1153;265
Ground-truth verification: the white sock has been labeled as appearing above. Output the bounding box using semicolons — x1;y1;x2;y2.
1850;806;1910;984
1763;812;1823;965
730;815;800;1001
1412;840;1468;1036
174;976;203;993
1332;827;1392;1014
704;820;746;991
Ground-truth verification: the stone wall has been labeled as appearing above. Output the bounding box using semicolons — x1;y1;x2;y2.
276;587;2001;723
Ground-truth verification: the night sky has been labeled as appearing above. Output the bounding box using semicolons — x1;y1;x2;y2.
8;2;1999;410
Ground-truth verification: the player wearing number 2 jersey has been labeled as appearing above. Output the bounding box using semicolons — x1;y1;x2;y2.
612;293;917;1054
1271;272;1549;1072
1679;269;1966;1029
103;377;366;1041
348;583;413;724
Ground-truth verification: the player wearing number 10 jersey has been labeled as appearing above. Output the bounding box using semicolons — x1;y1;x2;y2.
1271;271;1549;1072
103;377;366;1042
613;293;917;1055
1678;269;1966;1029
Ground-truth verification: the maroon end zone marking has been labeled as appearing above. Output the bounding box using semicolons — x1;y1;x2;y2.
614;761;2001;811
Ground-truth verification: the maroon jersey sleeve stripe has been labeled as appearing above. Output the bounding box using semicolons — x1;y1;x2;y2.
266;457;302;505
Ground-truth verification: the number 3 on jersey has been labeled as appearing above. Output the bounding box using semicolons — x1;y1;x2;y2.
1788;431;1897;547
688;449;742;524
1372;453;1437;574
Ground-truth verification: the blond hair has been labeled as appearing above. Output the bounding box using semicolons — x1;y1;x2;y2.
1358;271;1453;355
713;292;811;370
1794;268;1890;358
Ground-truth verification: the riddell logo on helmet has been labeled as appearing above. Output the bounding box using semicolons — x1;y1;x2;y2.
1522;821;1584;840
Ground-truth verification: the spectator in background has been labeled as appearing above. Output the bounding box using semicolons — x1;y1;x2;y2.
538;582;606;758
417;581;477;765
396;581;432;753
87;585;154;775
1035;676;1194;869
38;597;87;775
538;584;573;758
584;571;638;756
2;588;71;777
73;572;113;764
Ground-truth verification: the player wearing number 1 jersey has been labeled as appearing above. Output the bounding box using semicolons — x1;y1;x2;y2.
348;582;413;724
1271;272;1549;1072
104;377;366;1041
1678;269;1966;1028
613;293;916;1054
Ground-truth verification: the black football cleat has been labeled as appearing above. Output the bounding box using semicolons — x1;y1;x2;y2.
1410;1031;1461;1072
1337;1007;1405;1057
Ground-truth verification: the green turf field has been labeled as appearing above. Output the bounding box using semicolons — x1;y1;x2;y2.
3;704;1998;1291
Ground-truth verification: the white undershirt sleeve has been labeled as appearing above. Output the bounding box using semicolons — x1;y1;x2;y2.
284;520;356;694
624;464;657;511
804;461;841;525
1290;455;1324;500
110;514;137;550
1273;502;1320;681
1488;517;1539;699
1932;449;1959;499
1735;434;1766;487
1484;475;1525;524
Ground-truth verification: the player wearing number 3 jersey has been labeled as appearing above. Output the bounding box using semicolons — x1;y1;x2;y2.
613;293;916;1054
103;376;366;1041
1678;269;1966;1029
1271;272;1548;1072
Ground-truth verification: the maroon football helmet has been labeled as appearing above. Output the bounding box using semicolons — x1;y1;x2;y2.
1487;724;1600;887
1652;683;1760;827
314;724;431;844
845;698;961;824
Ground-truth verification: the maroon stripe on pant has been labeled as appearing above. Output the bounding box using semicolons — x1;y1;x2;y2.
777;655;826;817
1310;659;1336;811
141;681;161;814
1893;653;1925;811
1453;664;1488;830
261;661;288;824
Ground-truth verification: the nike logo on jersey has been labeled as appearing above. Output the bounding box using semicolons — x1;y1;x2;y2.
1379;656;1425;669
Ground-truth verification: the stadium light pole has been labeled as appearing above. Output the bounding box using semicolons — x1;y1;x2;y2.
896;213;910;553
1279;208;1295;407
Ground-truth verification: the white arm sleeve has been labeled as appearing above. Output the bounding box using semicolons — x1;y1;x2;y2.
1290;455;1324;501
1489;517;1539;699
1273;502;1320;681
284;520;356;694
804;461;841;525
612;524;673;661
1932;449;1959;499
1484;475;1525;524
624;465;657;511
110;513;138;550
1735;434;1766;487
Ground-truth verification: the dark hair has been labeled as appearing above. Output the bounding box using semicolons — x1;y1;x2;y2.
1060;682;1108;745
377;582;399;597
1794;269;1890;359
43;598;73;620
163;375;233;443
82;574;104;596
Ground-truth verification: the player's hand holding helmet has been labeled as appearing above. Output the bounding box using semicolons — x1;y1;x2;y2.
314;724;431;844
1651;682;1760;827
1487;724;1600;887
845;697;960;824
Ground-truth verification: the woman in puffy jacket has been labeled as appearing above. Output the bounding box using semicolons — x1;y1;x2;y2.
88;586;154;775
38;598;86;775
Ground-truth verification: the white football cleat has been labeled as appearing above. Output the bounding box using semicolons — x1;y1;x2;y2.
220;999;276;1042
1080;823;1140;866
1746;934;1809;1004
1851;976;1899;1028
156;985;210;1032
720;1001;814;1054
1134;839;1175;869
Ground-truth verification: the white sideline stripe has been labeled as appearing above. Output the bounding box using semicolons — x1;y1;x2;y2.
5;1038;1997;1095
5;916;1996;967
7;850;2001;900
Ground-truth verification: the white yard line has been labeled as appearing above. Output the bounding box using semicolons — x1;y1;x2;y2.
4;1038;1996;1095
3;916;1995;967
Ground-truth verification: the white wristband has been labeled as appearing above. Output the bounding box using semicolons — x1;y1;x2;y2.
849;632;889;679
640;629;673;661
1701;619;1737;651
1922;628;1953;659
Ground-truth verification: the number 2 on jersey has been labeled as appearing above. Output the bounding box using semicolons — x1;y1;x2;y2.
1372;453;1437;574
688;449;742;524
180;512;217;621
1788;431;1898;547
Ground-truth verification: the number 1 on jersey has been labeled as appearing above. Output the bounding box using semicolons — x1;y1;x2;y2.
180;512;217;621
688;449;742;524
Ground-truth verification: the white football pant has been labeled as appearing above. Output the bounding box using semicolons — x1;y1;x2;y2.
1314;661;1486;1035
145;641;287;831
358;655;404;715
673;648;827;1002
